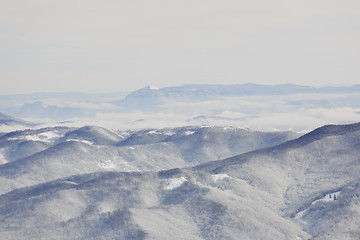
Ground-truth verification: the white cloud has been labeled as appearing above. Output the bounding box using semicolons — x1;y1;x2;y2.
8;91;358;132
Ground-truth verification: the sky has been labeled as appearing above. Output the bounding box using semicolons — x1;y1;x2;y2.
1;0;359;94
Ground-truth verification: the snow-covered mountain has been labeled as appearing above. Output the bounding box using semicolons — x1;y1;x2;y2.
0;125;299;195
0;112;35;128
114;83;360;109
0;122;359;239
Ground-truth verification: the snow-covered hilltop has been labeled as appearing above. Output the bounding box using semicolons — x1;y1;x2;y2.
0;125;299;195
0;112;36;128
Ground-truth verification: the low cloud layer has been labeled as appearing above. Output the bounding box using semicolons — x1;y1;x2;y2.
1;88;359;132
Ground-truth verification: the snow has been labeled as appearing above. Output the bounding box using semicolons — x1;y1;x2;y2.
221;126;248;131
212;173;231;182
294;190;342;225
94;127;119;141
163;130;175;136
98;159;116;169
0;149;7;165
38;131;61;140
65;139;93;145
60;180;78;185
149;85;160;90
294;209;307;225
97;200;118;214
8;131;61;143
148;129;174;136
163;177;187;190
184;131;195;136
98;157;139;172
312;191;341;204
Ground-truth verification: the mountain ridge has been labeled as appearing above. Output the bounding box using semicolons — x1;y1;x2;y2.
0;122;359;239
1;84;359;131
0;112;35;128
115;83;360;107
195;122;360;171
0;125;299;195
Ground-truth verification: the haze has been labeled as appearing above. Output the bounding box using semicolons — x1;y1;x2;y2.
1;0;360;94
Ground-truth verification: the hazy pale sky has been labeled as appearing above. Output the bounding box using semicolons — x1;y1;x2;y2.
1;0;359;94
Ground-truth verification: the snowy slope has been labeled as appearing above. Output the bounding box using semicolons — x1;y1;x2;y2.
0;123;359;239
0;170;309;240
0;112;35;128
194;122;360;239
0;127;72;164
0;126;298;195
61;125;125;145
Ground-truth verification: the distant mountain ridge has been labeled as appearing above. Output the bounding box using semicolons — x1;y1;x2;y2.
114;83;360;109
0;112;35;127
1;83;359;131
